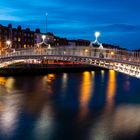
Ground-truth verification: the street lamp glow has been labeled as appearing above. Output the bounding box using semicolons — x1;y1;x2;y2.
6;40;11;46
111;51;115;56
95;32;100;38
42;35;46;41
85;49;88;53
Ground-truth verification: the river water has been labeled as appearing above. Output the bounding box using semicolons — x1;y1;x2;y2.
0;70;140;140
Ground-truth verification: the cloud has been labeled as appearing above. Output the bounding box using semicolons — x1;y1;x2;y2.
93;24;140;33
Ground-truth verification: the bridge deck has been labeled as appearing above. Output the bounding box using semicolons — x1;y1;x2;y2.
0;46;140;78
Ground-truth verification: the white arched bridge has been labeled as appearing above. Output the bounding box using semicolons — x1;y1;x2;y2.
0;46;140;78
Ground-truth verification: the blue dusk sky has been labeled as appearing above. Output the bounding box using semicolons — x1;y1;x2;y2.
0;0;140;49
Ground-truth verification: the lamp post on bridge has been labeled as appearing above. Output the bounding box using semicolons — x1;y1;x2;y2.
90;32;104;58
42;35;46;42
90;31;103;49
37;35;51;49
36;13;51;49
94;31;100;44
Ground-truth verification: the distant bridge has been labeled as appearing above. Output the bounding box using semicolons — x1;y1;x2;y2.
0;46;140;78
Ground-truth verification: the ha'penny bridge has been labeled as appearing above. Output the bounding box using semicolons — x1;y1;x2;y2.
0;46;140;78
0;32;140;78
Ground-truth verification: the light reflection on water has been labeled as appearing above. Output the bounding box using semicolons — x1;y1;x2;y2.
106;70;116;109
79;71;94;119
113;105;140;134
0;71;140;140
43;74;56;94
62;73;68;92
90;70;116;140
80;71;93;108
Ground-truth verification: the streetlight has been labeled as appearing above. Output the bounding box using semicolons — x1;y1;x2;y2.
95;31;100;39
94;31;104;49
85;49;89;53
94;31;100;44
6;40;11;48
4;40;12;54
6;40;15;53
42;35;46;42
90;31;102;47
37;35;51;49
111;51;115;56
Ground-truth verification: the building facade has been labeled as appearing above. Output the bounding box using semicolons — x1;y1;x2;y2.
0;24;54;50
0;24;91;51
10;26;35;49
0;24;10;49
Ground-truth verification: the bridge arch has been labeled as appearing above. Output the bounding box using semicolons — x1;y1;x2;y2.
0;47;140;78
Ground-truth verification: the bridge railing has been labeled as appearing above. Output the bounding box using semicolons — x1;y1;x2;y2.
0;46;140;65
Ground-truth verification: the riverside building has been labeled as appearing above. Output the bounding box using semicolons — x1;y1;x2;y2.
0;24;53;50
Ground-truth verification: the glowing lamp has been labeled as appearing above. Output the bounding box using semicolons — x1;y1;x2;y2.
6;40;11;46
111;51;115;56
42;35;46;40
95;32;100;38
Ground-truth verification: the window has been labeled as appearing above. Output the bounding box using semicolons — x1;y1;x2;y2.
24;44;26;48
18;37;21;42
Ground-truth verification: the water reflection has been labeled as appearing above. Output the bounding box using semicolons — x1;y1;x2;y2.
62;73;68;92
123;78;130;92
0;97;18;136
0;77;6;86
101;70;105;82
34;106;54;140
80;72;93;107
112;105;140;139
90;70;116;140
106;70;116;109
43;74;56;94
0;93;22;139
79;71;94;118
0;71;139;140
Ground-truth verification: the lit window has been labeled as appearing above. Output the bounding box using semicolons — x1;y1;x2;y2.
18;37;21;42
24;44;26;48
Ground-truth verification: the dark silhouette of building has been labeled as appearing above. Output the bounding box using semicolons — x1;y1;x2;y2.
0;24;10;49
0;24;55;49
0;24;35;49
0;23;125;50
73;39;90;46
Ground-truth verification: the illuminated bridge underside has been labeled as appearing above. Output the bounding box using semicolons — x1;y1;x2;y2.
0;47;140;78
